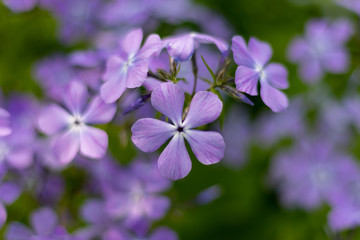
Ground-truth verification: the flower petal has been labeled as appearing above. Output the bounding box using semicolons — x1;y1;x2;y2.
144;195;170;220
0;182;21;204
263;63;289;89
131;118;176;152
82;96;116;124
299;58;323;83
126;59;149;88
158;133;192;180
183;91;222;129
193;33;229;54
5;222;33;240
80;126;108;159
234;66;259;96
122;28;143;56
100;75;127;104
63;81;88;115
53;130;80;164
151;83;184;125
166;34;195;62
184;130;225;165
3;0;37;13
150;227;178;240
248;37;272;66
7;147;33;169
0;203;6;228
137;34;164;59
31;207;58;236
0;108;11;136
103;55;126;82
38;104;72;135
231;36;255;68
260;80;289;112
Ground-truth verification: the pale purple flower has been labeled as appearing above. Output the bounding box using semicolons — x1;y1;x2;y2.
98;225;178;240
3;0;37;13
222;107;251;168
34;55;75;101
165;32;228;62
132;82;225;180
0;95;38;169
0;108;11;137
38;81;116;164
328;176;360;231
270;139;359;210
0;179;21;228
255;97;305;145
101;28;163;103
39;0;100;43
337;0;360;16
232;36;289;112
287;18;354;83
6;207;71;240
105;160;171;227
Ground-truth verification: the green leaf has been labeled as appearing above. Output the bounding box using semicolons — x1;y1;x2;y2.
201;56;216;83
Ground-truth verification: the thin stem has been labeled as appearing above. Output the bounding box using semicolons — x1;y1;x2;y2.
147;71;167;82
191;51;198;96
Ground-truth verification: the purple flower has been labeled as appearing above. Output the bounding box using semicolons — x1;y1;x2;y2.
165;32;228;61
231;36;289;112
6;207;71;239
287;18;354;83
105;160;171;227
0;95;38;169
328;176;360;231
101;28;163;103
3;0;37;13
39;0;100;43
38;81;116;164
270;139;359;210
0;108;11;137
337;0;360;16
131;82;225;180
0;180;21;228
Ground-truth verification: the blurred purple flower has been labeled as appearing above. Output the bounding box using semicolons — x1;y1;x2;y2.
270;139;359;210
328;176;360;231
105;160;171;229
101;28;163;103
232;36;289;112
222;107;251;168
3;0;37;13
0;180;21;228
38;81;116;164
6;207;71;239
132;82;225;180
255;97;305;145
0;95;38;169
337;0;360;16
165;32;228;62
39;0;101;43
0;108;11;137
287;18;354;83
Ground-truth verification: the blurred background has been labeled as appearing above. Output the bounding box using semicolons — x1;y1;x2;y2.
0;0;359;239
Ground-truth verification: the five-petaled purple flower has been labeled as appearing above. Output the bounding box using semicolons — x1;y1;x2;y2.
232;36;289;112
101;28;163;103
131;82;225;180
287;18;354;83
38;81;116;165
6;207;71;240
